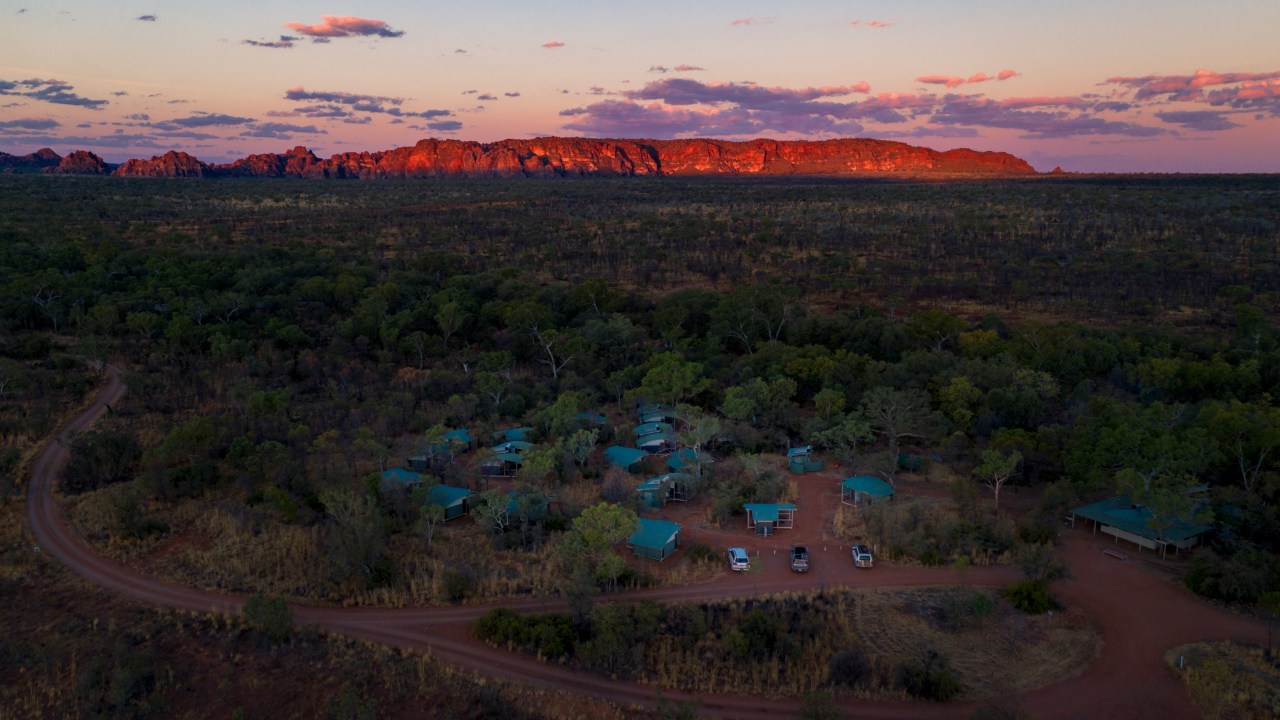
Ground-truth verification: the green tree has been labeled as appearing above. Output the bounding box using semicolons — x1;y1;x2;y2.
639;352;712;408
975;448;1022;512
858;386;942;482
810;414;875;466
557;502;639;590
320;486;387;585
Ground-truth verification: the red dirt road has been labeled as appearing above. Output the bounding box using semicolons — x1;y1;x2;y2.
27;369;1266;719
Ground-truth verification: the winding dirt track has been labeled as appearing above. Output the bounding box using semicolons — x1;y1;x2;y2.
27;369;1266;719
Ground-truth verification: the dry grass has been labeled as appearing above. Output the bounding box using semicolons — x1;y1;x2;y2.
627;586;1098;700
1165;641;1280;720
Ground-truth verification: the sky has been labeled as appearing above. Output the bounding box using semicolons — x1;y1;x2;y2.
2;1;1279;172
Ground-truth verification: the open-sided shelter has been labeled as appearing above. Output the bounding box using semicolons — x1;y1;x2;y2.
841;475;895;506
743;503;796;535
628;518;681;560
1070;495;1212;557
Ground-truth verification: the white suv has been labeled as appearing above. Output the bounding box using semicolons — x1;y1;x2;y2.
727;547;750;572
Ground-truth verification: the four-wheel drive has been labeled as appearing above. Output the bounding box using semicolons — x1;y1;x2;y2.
789;545;810;572
851;544;874;567
727;547;751;572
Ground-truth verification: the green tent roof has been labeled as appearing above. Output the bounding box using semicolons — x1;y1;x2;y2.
442;428;472;444
381;468;423;486
1071;495;1212;543
425;485;473;508
604;445;647;468
666;448;709;471
630;518;680;550
498;426;532;442
840;475;895;497
743;503;796;523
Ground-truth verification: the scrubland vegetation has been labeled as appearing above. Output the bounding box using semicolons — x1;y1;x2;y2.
2;173;1279;714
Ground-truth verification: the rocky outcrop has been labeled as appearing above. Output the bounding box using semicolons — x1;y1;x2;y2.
14;137;1039;178
0;148;62;173
113;151;213;178
50;150;111;175
251;137;1031;178
219;146;323;178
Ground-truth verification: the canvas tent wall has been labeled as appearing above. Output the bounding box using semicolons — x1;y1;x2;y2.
786;445;824;474
628;518;681;560
424;485;474;520
743;503;796;535
603;445;647;472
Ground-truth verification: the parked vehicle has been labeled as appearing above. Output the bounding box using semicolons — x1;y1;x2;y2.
790;545;810;572
851;544;874;568
727;546;751;572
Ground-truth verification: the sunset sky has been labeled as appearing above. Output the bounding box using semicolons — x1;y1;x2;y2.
2;0;1278;172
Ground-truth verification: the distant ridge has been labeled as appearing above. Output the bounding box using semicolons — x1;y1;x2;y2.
3;137;1037;178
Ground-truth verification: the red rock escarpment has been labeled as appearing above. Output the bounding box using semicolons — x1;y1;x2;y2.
36;137;1039;178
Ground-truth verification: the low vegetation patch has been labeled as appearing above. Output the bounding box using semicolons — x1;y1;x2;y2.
1166;641;1280;720
475;586;1098;700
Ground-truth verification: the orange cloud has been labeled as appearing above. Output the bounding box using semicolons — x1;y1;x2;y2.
542;41;565;48
998;69;1019;81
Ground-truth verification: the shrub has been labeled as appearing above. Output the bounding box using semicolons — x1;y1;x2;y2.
895;650;962;701
684;541;720;566
242;593;293;643
828;647;872;687
1003;579;1055;614
442;567;474;603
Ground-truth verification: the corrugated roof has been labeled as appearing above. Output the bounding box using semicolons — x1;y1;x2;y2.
1071;495;1212;543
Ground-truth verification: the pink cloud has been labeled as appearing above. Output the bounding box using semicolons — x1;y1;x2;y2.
919;71;1017;89
731;17;775;27
850;19;894;28
1106;68;1280;100
542;41;565;48
674;64;705;72
917;75;967;88
284;15;403;38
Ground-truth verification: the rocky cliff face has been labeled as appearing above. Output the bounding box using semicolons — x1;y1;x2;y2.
22;137;1038;178
113;151;213;178
51;150;110;175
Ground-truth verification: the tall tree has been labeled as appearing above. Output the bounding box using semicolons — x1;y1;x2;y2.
975;448;1022;512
